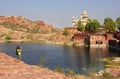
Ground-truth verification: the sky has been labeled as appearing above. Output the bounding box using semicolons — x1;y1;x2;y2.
0;0;120;28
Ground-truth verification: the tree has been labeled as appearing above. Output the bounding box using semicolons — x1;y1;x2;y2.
85;19;100;34
92;19;100;30
77;21;84;31
104;17;116;32
116;17;120;30
63;29;69;36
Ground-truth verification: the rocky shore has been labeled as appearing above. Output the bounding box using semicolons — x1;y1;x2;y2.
0;53;70;79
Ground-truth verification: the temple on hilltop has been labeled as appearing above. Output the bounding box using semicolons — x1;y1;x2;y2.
72;10;89;28
64;10;89;35
64;10;119;47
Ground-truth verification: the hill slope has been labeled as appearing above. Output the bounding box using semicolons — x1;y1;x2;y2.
0;16;63;41
0;16;61;34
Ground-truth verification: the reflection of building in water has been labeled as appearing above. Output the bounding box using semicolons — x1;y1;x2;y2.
72;10;89;28
89;47;109;70
90;47;109;59
68;47;110;73
70;47;91;70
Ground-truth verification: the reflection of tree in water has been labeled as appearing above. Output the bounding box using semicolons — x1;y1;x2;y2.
71;46;91;74
108;47;120;57
62;46;118;74
88;47;109;74
78;47;109;74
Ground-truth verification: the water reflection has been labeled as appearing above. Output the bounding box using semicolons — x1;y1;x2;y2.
69;47;91;73
64;46;110;74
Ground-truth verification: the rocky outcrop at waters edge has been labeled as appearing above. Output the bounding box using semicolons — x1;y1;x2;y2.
0;53;70;79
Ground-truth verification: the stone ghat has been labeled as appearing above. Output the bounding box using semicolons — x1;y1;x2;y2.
0;53;70;79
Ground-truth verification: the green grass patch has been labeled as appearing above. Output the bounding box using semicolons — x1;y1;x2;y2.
101;57;120;68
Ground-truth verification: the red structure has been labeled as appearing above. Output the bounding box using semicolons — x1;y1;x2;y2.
73;33;88;42
89;34;107;46
86;34;115;47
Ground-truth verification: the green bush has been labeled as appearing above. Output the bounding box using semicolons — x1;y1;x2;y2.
103;72;113;79
66;68;75;76
54;66;63;73
5;35;11;40
63;29;69;36
38;57;47;67
72;42;77;47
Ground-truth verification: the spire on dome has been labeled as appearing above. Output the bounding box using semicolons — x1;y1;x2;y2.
82;10;87;15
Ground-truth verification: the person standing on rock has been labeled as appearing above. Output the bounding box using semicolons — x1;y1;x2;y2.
16;46;22;60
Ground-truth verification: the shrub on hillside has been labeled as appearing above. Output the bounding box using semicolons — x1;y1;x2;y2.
63;29;69;36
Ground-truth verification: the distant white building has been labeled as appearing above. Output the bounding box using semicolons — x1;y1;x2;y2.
72;10;89;28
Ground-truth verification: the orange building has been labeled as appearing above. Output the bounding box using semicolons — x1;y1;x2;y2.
86;34;115;47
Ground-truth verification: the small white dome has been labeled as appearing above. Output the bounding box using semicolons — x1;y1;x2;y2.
82;10;87;15
72;16;75;19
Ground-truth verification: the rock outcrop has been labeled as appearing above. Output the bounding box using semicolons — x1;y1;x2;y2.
0;16;61;34
0;53;70;79
0;16;63;42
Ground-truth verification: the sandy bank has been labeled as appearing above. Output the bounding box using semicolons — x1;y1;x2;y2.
0;53;70;79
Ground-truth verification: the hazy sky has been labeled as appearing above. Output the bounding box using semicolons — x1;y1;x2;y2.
0;0;120;28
